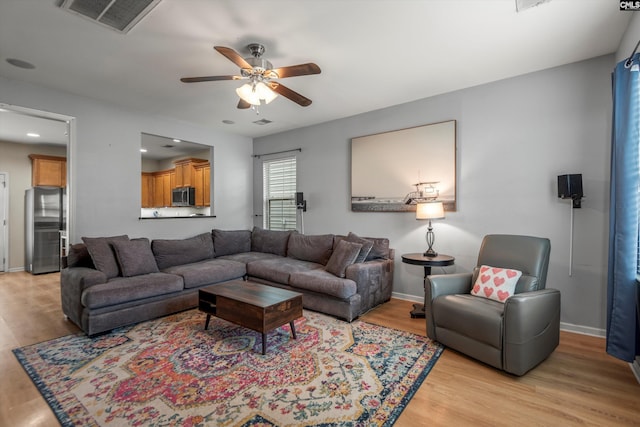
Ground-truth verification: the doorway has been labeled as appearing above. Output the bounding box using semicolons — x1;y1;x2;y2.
0;103;73;272
0;173;6;272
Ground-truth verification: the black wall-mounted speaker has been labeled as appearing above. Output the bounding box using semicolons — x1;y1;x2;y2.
296;192;304;205
557;174;583;199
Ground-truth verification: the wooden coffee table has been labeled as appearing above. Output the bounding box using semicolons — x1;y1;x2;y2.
198;280;303;355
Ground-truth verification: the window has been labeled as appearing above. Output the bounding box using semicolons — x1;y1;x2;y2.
263;157;297;231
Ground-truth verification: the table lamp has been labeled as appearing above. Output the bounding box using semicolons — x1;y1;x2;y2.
416;201;445;257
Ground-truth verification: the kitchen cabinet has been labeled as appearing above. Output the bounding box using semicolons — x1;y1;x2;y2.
193;163;210;206
141;172;154;208
174;158;208;188
29;154;66;187
142;160;209;208
151;170;173;207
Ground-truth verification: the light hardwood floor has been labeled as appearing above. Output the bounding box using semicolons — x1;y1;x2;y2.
1;271;639;426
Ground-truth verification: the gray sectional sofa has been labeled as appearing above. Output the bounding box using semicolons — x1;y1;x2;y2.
61;227;394;335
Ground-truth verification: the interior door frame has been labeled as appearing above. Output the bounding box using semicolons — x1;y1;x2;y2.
0;103;75;268
0;172;7;272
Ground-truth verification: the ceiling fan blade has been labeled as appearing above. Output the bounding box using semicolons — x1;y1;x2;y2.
268;82;312;107
214;46;253;70
180;75;242;83
237;99;251;109
271;63;321;79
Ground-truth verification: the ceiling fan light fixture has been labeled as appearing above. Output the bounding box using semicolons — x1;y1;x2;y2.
236;82;277;106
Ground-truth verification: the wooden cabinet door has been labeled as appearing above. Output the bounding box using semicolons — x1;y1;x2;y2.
163;173;173;206
193;163;210;206
141;173;153;208
193;166;204;206
29;154;66;187
174;163;185;187
153;173;165;207
203;165;210;206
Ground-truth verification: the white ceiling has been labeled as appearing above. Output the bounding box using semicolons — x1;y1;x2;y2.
0;0;632;143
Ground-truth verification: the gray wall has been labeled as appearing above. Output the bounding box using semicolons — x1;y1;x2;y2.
0;76;254;246
254;54;614;335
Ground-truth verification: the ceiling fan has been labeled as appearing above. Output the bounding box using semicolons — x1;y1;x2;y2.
180;43;321;109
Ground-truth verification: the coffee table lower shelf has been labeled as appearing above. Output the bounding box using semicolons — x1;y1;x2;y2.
199;281;303;355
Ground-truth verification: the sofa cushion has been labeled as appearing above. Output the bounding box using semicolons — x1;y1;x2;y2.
345;232;374;263
289;269;358;299
325;240;362;278
287;233;334;265
151;233;214;270
212;229;252;256
247;257;323;284
82;235;130;279
251;227;293;256
81;272;183;309
162;259;246;289
112;238;159;277
218;252;282;264
433;294;505;349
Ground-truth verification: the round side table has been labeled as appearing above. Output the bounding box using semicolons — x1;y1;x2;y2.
401;253;455;318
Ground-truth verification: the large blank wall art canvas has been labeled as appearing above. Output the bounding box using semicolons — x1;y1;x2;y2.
351;120;456;212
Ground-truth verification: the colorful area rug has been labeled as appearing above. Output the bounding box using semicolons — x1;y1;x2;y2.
14;309;443;426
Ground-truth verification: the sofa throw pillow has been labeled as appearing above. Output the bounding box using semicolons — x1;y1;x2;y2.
112;238;159;277
470;265;522;303
287;233;335;265
345;232;374;263
82;235;130;279
365;237;390;260
212;229;252;257
151;233;214;270
251;227;292;256
325;240;363;278
66;243;94;268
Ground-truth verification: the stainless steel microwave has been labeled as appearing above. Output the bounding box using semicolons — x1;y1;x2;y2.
171;187;195;206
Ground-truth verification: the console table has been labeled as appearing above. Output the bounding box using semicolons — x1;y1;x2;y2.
401;253;455;318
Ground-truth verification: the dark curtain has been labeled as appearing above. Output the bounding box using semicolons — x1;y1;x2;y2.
607;53;640;362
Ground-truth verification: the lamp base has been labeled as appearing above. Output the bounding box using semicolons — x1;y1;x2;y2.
423;248;438;258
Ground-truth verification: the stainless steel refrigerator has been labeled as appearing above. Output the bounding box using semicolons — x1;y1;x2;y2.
25;186;65;274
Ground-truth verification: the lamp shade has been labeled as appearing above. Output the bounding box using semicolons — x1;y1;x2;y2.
416;201;445;220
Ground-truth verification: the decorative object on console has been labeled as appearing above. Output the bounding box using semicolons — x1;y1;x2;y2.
416;201;445;257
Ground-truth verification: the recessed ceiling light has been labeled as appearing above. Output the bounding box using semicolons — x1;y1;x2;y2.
140;148;148;153
222;120;235;125
27;133;40;138
172;139;181;143
6;58;35;69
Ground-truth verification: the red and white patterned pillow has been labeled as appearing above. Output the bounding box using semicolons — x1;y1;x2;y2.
471;265;522;303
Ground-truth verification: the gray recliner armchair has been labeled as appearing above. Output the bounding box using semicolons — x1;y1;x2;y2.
426;234;560;376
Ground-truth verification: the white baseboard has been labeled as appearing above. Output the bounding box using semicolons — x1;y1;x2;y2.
631;360;640;385
8;267;24;273
560;322;606;338
391;292;423;304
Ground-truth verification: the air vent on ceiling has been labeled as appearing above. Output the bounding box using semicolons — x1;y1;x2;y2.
253;119;273;126
515;0;552;12
59;0;161;33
